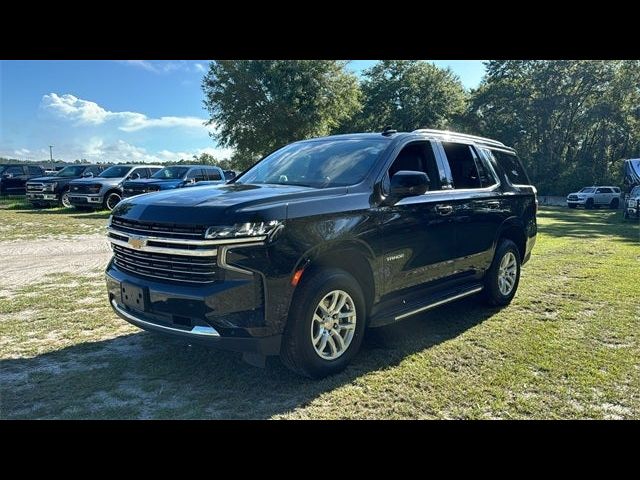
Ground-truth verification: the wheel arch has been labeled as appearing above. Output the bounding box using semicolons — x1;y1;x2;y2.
495;217;527;261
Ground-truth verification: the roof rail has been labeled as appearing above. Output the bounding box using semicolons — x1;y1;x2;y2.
412;129;506;148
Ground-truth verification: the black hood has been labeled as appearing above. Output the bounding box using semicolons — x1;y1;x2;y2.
111;183;348;225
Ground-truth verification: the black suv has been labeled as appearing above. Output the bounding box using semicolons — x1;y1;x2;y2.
26;164;106;208
0;164;45;195
105;129;537;378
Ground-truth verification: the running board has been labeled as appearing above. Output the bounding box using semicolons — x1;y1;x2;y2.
369;285;483;327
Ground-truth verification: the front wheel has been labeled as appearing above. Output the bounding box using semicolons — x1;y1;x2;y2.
104;192;121;211
481;239;521;306
280;268;366;378
60;189;72;208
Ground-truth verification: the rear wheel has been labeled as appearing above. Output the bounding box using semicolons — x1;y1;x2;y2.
104;192;121;211
609;198;619;209
481;239;521;306
585;198;595;210
281;268;366;378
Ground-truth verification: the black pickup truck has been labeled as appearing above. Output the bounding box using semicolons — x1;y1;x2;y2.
26;164;106;207
105;129;537;378
1;164;45;195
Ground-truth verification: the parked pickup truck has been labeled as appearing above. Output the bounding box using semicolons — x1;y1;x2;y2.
26;164;106;207
105;129;537;378
1;164;45;195
566;186;622;209
69;164;162;211
122;165;226;198
624;185;640;220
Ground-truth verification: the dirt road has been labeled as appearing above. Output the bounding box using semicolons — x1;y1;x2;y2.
0;234;112;294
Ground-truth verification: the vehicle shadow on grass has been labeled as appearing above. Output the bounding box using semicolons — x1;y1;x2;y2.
538;207;639;244
0;298;496;419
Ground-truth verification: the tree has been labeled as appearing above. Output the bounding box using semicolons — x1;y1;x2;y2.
345;60;467;132
202;60;361;162
466;60;640;194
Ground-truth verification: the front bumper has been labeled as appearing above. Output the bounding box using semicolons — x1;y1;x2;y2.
68;194;103;205
567;198;586;206
105;263;281;355
26;192;58;202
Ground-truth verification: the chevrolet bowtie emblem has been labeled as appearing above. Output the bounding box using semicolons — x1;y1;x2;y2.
128;236;147;250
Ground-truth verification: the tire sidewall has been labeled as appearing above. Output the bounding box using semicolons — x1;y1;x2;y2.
60;189;71;208
287;269;366;377
105;192;121;211
485;240;521;306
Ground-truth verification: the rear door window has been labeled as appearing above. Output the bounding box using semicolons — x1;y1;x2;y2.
440;142;483;189
491;150;530;186
206;168;222;181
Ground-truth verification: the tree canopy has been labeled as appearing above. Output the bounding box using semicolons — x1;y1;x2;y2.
202;60;361;161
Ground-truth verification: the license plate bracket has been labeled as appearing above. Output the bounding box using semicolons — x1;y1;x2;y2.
121;282;147;312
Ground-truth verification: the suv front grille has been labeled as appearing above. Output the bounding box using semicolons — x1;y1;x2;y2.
112;244;218;283
568;195;579;200
111;217;206;239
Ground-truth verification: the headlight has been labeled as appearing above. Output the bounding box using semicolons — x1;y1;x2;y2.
205;221;281;239
43;182;57;191
577;195;585;200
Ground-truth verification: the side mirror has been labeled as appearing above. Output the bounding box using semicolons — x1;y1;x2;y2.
2;173;13;179
187;178;196;184
129;172;141;180
83;172;94;178
385;171;430;205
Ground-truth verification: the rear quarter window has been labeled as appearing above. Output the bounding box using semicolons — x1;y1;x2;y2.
491;150;530;186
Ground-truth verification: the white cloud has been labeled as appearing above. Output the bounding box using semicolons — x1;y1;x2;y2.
194;63;206;73
14;148;31;156
41;93;212;133
117;60;191;74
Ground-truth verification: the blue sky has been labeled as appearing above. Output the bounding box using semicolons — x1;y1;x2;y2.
0;60;486;163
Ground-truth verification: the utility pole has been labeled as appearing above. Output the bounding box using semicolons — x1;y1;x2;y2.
49;145;54;162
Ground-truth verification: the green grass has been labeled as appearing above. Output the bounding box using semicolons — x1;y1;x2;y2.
0;207;638;419
0;197;109;240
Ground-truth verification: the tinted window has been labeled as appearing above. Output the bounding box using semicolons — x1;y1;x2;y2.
631;186;640;196
149;167;162;176
4;166;24;175
441;142;482;189
28;166;42;175
473;148;498;188
236;138;388;188
57;166;87;177
492;150;530;186
205;168;222;181
100;166;132;178
132;168;150;179
580;187;595;193
186;168;201;180
153;167;189;179
388;141;442;191
597;188;612;194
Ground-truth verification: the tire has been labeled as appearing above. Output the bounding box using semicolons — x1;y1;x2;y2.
60;189;72;208
609;198;619;209
104;192;121;211
481;239;521;307
585;198;594;210
568;204;577;209
280;268;366;378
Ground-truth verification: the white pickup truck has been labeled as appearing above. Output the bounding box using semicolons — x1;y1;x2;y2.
566;186;622;209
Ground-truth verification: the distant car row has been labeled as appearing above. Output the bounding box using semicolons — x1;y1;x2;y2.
566;185;639;220
1;163;235;211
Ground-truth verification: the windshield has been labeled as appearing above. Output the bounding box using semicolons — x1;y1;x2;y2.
579;187;595;193
631;186;640;196
236;139;388;188
152;167;189;180
56;166;87;177
99;166;132;178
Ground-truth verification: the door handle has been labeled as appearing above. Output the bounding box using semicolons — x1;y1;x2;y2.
435;204;454;216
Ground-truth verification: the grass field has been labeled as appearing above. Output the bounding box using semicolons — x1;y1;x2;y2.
0;204;638;419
